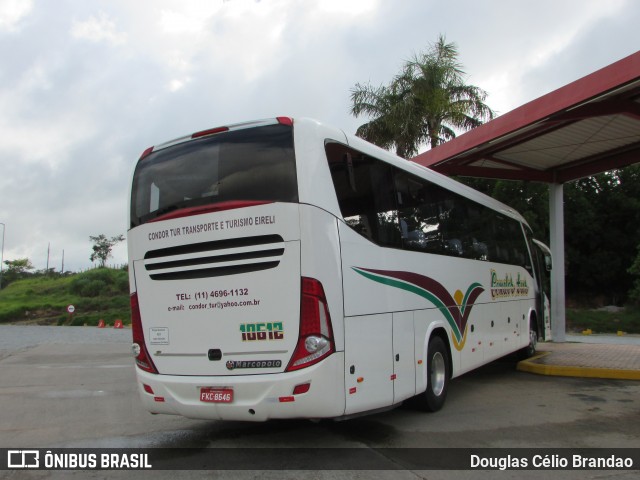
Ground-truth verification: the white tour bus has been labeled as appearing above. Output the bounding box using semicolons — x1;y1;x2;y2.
128;117;551;421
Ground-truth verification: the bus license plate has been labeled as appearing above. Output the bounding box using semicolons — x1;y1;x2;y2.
200;387;233;403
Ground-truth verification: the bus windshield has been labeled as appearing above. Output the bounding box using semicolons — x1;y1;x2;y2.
130;123;297;227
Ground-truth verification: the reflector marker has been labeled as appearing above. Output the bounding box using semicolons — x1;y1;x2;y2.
276;116;293;126
139;146;154;160
293;383;311;395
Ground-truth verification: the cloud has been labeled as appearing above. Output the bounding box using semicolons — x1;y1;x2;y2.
0;0;33;32
454;0;634;115
71;11;127;46
159;6;218;35
0;0;638;272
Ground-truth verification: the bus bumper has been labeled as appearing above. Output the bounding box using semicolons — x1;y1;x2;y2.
134;352;345;421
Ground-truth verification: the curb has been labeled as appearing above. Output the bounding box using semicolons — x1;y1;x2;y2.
516;351;640;381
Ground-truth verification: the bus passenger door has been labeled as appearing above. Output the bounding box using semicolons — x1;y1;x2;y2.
531;239;552;341
392;311;416;403
344;314;393;415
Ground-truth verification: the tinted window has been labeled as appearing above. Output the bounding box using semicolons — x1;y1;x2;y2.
326;142;400;248
394;171;492;259
131;124;297;227
326;141;532;269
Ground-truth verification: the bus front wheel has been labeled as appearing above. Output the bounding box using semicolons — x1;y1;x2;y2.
421;335;449;412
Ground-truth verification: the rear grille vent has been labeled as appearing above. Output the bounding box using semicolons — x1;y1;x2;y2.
144;234;285;280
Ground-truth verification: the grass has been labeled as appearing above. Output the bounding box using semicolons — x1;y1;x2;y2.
0;268;130;327
566;307;640;334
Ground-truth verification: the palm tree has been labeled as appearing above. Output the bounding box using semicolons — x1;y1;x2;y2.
350;35;495;158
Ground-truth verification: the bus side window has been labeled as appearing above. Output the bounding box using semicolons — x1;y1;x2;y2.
326;142;401;248
326;141;532;267
395;171;443;254
465;204;490;261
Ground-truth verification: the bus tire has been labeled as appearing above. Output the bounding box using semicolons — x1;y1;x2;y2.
519;322;538;360
421;335;449;412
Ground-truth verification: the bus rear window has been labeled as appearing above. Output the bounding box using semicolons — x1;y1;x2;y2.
130;124;297;227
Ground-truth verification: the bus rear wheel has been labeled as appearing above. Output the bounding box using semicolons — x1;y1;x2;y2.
519;325;538;360
420;335;449;412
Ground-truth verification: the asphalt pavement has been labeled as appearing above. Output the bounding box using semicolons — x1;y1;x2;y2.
1;325;639;479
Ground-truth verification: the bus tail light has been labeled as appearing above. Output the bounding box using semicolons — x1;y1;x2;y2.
286;278;335;372
192;126;229;139
131;292;158;374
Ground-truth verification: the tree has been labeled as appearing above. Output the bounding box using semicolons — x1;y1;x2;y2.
459;178;549;240
629;244;640;306
350;34;495;158
563;167;640;304
2;258;34;286
90;234;125;268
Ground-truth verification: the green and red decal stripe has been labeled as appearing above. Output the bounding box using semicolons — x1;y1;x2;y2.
352;267;484;346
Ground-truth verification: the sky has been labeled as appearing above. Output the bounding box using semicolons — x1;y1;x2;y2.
0;0;638;272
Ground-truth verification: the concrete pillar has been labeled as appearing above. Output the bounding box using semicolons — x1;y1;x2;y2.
549;183;566;342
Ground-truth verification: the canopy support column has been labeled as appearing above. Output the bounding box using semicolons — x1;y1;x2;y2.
549;182;566;342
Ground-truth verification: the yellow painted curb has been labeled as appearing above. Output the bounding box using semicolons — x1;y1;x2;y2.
517;351;640;381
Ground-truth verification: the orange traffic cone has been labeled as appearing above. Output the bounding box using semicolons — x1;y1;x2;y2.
114;319;123;329
98;319;105;328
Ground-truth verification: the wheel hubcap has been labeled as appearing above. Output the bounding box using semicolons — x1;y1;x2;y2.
431;351;446;396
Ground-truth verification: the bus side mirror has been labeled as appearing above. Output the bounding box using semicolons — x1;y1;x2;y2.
544;254;552;272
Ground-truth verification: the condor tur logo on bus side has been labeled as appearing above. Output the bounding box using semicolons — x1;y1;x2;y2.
490;269;530;299
352;267;484;351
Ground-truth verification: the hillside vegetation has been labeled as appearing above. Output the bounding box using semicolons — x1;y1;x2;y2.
0;268;130;326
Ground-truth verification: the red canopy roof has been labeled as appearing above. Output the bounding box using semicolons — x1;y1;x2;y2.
412;51;640;183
